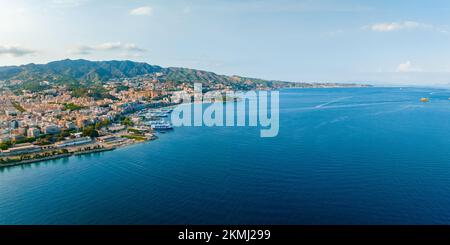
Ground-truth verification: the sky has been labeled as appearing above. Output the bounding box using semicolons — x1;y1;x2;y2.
1;0;450;86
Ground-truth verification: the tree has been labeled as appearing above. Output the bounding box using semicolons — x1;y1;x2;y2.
82;126;99;138
121;117;134;126
95;119;111;130
0;141;12;150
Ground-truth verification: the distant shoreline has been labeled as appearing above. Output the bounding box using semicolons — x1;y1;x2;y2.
280;85;372;90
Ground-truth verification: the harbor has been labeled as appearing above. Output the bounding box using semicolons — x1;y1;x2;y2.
135;107;174;130
0;107;175;168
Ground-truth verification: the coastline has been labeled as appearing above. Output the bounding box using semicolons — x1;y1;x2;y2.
0;147;116;168
0;131;159;169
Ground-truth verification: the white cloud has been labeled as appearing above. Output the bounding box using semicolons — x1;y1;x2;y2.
129;6;153;16
69;45;92;55
69;42;146;55
397;61;422;72
371;21;421;32
0;45;35;57
96;42;145;52
366;21;447;33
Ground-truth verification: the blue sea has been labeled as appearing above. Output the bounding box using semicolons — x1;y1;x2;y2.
2;87;450;224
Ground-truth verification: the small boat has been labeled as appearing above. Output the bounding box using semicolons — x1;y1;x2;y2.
160;108;173;113
150;112;169;117
151;124;173;130
143;120;165;126
145;112;169;119
420;98;429;103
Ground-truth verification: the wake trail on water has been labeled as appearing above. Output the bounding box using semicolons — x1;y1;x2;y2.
314;96;353;108
282;100;408;113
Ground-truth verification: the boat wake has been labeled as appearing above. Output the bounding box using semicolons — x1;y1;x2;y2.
315;97;353;108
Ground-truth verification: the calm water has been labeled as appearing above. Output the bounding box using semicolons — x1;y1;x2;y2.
2;87;450;224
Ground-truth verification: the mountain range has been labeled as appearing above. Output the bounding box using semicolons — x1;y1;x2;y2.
0;59;366;92
0;59;296;89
